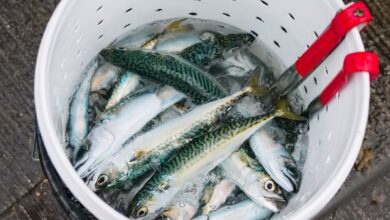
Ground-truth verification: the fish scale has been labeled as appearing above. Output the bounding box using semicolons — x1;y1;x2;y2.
129;112;279;219
101;48;227;104
179;32;254;67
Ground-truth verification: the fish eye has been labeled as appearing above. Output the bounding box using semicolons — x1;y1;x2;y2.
96;174;109;187
264;180;276;192
136;207;148;217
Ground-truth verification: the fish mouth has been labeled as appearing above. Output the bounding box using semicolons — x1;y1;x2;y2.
283;166;301;193
100;48;115;62
264;196;287;212
100;48;127;63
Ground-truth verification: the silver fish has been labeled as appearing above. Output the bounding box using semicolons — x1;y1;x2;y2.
160;176;207;220
105;71;141;110
194;200;273;220
221;148;286;212
249;128;300;193
90;62;121;93
74;86;185;177
129;98;302;219
67;61;98;157
201;179;236;215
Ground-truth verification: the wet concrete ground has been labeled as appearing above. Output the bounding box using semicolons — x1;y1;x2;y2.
0;0;389;219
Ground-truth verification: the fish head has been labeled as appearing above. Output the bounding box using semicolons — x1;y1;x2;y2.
94;164;121;190
266;151;301;193
129;191;154;219
100;47;131;68
253;174;287;212
282;157;301;193
222;33;255;51
129;189;164;219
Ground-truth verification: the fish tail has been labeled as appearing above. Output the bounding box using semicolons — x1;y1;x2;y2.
165;18;193;33
244;67;269;97
275;97;306;121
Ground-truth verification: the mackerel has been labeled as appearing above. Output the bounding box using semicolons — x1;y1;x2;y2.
179;32;254;67
67;61;98;158
100;48;227;104
249;128;300;193
93;69;265;190
129;98;304;219
194;200;273;220
221;147;286;212
74;87;185;177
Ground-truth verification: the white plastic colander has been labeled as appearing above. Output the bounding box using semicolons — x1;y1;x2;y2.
34;0;370;219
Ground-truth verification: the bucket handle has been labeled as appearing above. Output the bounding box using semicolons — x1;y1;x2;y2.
295;2;372;78
305;52;379;116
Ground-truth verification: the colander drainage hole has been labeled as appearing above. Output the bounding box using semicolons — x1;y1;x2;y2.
98;34;103;39
98;19;104;25
281;26;287;33
222;13;231;17
289;13;295;20
189;12;197;16
274;40;280;48
303;85;308;94
317;113;320;121
306;44;310;49
96;5;103;12
314;31;319;38
125;8;133;13
256;16;264;22
250;31;258;37
260;0;268;6
325;67;329;75
156;8;163;12
123;23;131;28
314;77;318;85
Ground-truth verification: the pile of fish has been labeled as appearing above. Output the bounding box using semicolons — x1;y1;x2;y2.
66;18;307;220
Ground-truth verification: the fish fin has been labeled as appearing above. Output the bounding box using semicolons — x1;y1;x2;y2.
275;97;307;121
244;67;269;97
172;101;190;113
165;18;193;33
134;150;148;160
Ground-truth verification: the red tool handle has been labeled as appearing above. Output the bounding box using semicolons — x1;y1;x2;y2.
319;52;379;105
295;2;372;78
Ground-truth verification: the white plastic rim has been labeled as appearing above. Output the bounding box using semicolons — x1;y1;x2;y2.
35;0;369;219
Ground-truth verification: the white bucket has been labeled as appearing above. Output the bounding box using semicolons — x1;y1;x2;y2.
34;0;370;219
